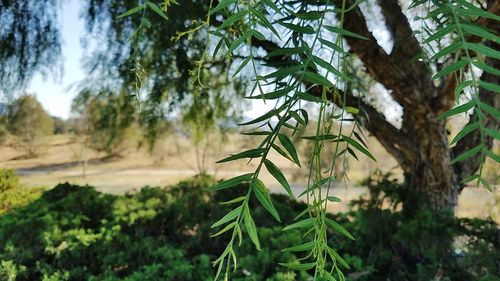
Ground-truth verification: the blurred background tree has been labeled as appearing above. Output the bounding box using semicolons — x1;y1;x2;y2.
7;95;54;157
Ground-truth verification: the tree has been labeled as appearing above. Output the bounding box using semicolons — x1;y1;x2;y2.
0;0;498;279
8;95;54;157
71;89;137;156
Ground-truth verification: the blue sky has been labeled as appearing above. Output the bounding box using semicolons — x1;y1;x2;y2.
27;0;85;119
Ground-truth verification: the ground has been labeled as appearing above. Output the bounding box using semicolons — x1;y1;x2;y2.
0;134;498;222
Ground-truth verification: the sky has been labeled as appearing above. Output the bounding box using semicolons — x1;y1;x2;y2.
27;0;85;119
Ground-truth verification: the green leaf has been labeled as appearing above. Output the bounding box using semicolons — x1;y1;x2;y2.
449;122;479;145
208;173;254;191
271;143;293;162
318;38;347;55
327;247;350;269
211;206;242;228
244;205;261;250
325;218;355;240
297;91;323;103
278;134;301;166
220;196;246;205
216;148;265;163
440;100;476;119
479;177;493;192
261;0;282;15
252;179;281;222
251;30;266;40
465;42;500;60
210;221;236;237
433;59;469;79
264;159;294;198
146;2;168;20
423;24;456;43
239;104;287;125
240;131;272;136
117;5;144;19
210;0;236;14
324;25;368;40
267;46;308;58
471;60;500;76
282;241;315;252
282;218;313;231
454;80;474;99
252;9;281;38
233;56;251;77
217;10;247;30
264;64;304;79
303;71;334;87
227;33;251;55
302;134;340;141
278;22;315;34
246;87;293;100
312;55;349;80
485;150;500;163
454;3;500;21
295;11;323;20
279;262;316;271
342;135;376;161
323;271;338;281
451;144;483;164
289;111;306;127
483;127;500;140
327;196;342;202
430;41;462;61
478;80;500;94
479;102;500;119
461;24;500;44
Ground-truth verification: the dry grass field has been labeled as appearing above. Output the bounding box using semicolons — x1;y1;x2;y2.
0;133;498;223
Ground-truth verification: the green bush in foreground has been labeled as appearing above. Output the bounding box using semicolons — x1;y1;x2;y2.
0;174;498;280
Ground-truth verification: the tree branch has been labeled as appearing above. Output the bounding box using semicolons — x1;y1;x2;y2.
377;0;433;94
250;36;417;170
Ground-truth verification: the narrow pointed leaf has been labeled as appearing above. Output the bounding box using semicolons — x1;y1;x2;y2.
146;2;168;20
216;148;265;163
264;159;294;198
252;179;281;222
325;218;355;240
343;135;376;161
282;241;315;252
208;173;253;191
440;100;476;119
450;122;479;145
451;144;483;164
211;206;242;228
244;205;261;250
278;134;301;166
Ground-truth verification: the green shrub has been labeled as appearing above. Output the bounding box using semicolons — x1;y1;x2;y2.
0;169;44;214
0;174;497;280
0;169;20;192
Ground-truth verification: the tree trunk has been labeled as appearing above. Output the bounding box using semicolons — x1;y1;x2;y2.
401;112;459;212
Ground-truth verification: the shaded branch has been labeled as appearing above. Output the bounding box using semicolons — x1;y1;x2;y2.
377;0;433;95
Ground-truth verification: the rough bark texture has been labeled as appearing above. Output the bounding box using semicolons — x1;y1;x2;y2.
251;0;499;211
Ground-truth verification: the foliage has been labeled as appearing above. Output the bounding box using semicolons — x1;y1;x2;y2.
0;169;44;215
71;90;137;156
0;0;62;94
0;175;497;280
7;95;54;157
